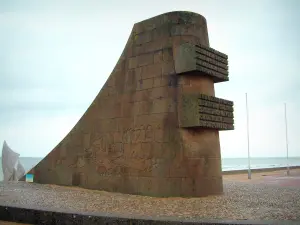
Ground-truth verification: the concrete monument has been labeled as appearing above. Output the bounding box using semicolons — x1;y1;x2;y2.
23;11;234;197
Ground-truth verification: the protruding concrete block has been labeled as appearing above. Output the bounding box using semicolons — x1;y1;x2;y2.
180;93;234;130
174;43;229;82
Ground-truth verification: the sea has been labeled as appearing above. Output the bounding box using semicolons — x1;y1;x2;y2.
0;157;300;181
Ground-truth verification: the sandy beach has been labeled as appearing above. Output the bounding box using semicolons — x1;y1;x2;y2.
0;168;300;222
223;167;300;182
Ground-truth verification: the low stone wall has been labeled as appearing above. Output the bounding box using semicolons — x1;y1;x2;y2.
0;205;298;225
222;166;300;175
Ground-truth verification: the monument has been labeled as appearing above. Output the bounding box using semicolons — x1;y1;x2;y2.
2;141;26;181
23;11;234;197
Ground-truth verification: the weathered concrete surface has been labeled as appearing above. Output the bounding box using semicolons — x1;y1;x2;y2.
22;11;234;197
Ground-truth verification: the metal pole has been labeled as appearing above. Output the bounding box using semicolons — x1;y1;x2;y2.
1;183;3;196
284;103;290;176
246;93;251;179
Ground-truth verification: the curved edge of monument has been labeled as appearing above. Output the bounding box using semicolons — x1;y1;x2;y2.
0;204;298;225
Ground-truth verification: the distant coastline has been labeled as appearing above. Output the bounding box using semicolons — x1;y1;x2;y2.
223;165;300;175
0;157;300;181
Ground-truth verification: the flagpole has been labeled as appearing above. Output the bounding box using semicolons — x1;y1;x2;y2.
284;103;290;176
246;93;251;179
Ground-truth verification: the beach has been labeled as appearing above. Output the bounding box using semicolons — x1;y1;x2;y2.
1;157;300;181
0;168;300;223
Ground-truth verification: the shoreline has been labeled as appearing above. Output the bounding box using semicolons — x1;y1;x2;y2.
1;166;299;182
1;166;300;182
222;165;300;175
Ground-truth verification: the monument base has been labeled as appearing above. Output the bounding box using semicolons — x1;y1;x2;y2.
1;171;300;225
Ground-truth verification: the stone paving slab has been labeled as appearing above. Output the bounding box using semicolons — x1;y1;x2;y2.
1;169;300;224
0;205;299;225
0;177;300;223
0;222;32;225
223;169;300;188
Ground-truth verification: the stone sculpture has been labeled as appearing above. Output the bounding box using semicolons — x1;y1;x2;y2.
2;141;25;181
23;11;234;197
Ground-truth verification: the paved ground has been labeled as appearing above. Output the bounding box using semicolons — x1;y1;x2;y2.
223;169;300;188
0;168;299;222
0;222;32;225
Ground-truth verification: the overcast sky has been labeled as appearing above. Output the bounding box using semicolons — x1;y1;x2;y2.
0;0;299;158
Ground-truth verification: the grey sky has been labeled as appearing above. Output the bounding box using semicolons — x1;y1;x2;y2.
0;0;299;157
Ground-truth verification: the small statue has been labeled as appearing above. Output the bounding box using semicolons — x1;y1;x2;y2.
2;141;25;181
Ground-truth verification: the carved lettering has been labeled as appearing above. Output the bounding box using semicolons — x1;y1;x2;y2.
122;125;155;143
195;48;227;64
196;53;228;70
196;44;228;61
198;121;234;130
174;43;229;82
180;93;234;130
198;99;233;112
199;113;234;124
199;106;234;118
90;133;123;159
98;168;124;177
196;60;228;75
107;143;124;154
132;125;145;143
198;94;233;106
131;148;151;159
196;65;228;81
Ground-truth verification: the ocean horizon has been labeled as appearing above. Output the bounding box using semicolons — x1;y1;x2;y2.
1;157;300;181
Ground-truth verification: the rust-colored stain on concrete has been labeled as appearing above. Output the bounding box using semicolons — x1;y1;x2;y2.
22;11;234;197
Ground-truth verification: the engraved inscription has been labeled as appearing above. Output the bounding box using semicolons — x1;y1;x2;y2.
198;121;234;130
196;60;228;75
198;99;233;112
198;94;233;106
196;44;228;60
174;42;229;82
195;48;227;64
122;125;153;143
83;124;168;177
196;53;228;70
194;45;230;82
199;114;234;124
196;65;229;81
199;106;234;118
180;93;234;130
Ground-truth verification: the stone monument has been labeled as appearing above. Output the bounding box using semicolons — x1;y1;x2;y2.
23;11;234;197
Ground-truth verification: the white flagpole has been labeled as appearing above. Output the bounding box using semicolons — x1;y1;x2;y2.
246;93;251;179
284;103;290;176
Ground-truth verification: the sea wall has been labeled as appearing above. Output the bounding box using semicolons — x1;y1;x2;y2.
0;204;296;225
